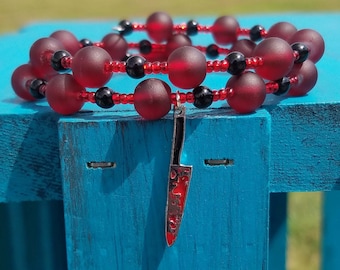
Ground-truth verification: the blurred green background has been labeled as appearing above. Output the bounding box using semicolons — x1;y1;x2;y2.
1;0;340;33
1;1;338;269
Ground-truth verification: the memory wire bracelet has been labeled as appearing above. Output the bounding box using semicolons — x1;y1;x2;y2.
11;13;325;119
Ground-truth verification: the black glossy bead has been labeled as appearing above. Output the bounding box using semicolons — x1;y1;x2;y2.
291;42;309;63
206;44;219;58
274;77;291;96
250;25;265;41
125;55;146;79
186;20;198;36
193;86;213;109
29;79;46;99
117;20;133;35
226;52;246;75
80;38;93;47
122;53;132;61
95;87;115;108
51;50;71;71
139;39;152;54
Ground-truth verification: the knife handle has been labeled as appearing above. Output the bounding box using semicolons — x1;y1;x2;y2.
171;105;186;166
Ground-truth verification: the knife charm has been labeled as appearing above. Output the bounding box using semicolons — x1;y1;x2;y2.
165;97;193;246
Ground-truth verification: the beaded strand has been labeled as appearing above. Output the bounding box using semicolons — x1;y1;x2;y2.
11;11;325;119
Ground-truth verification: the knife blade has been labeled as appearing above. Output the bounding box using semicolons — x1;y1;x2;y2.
165;103;192;246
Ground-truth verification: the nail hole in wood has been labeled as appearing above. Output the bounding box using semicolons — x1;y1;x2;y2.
86;161;116;169
204;159;234;166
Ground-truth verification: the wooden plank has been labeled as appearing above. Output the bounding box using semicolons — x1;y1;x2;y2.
322;191;340;270
269;104;340;192
0;201;67;270
268;193;287;270
0;113;62;202
59;110;271;270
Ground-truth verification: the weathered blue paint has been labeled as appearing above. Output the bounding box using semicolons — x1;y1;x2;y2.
59;111;271;269
0;13;339;270
0;200;67;270
322;191;340;270
269;193;287;270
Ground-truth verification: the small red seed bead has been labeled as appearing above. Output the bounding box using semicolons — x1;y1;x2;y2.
129;42;139;49
212;91;220;101
228;88;235;98
133;23;145;30
61;57;72;69
104;62;112;73
197;25;211;32
179;93;186;104
219;89;228;100
206;61;214;73
144;62;153;74
213;60;221;72
152;62;161;73
93;42;103;47
127;94;134;104
171;93;177;105
186;92;194;103
265;82;279;94
290;76;299;84
115;61;123;72
119;62;126;72
112;93;120;104
79;91;88;99
80;91;96;103
87;92;96;103
120;94;128;104
160;62;168;73
220;59;229;72
238;28;250;36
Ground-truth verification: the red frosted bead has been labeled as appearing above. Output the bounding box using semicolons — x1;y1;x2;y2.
101;33;128;60
266;22;297;41
134;78;171;120
211;16;239;45
71;46;113;88
167;46;206;89
11;64;37;101
146;12;174;43
165;34;192;57
230;39;256;57
50;30;80;55
226;72;266;114
29;37;64;78
289;29;325;63
45;74;85;115
253;37;294;81
288;60;318;96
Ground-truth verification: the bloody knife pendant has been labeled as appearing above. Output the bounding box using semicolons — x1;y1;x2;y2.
165;99;193;246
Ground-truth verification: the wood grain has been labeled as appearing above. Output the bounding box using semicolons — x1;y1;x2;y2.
59;111;270;269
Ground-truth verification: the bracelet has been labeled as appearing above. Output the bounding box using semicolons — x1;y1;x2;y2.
10;12;325;246
11;11;324;119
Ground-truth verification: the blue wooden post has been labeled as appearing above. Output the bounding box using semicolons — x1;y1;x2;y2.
59;111;271;270
269;193;287;270
322;191;340;270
